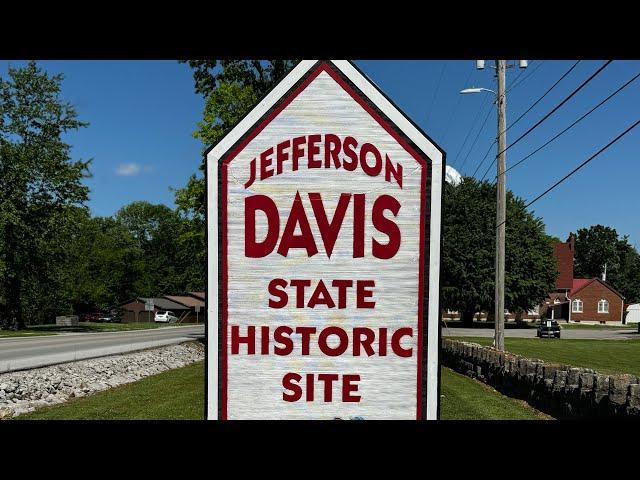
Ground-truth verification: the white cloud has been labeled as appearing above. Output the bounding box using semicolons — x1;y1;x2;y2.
116;163;142;176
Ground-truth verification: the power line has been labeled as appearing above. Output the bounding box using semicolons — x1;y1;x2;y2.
525;118;640;208
427;62;447;121
459;102;495;174
507;60;545;92
471;136;496;177
497;69;640;180
496;60;612;158
506;60;580;134
440;67;475;142
480;60;613;180
494;118;640;230
470;61;549;178
453;94;491;169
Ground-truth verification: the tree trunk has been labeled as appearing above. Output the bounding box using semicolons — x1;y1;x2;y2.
4;224;25;330
461;309;475;327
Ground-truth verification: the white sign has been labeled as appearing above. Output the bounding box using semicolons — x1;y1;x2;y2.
207;60;444;420
145;299;154;311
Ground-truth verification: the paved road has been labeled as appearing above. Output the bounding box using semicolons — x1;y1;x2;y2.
442;327;638;340
0;325;205;374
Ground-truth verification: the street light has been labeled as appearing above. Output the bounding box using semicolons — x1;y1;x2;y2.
460;87;496;95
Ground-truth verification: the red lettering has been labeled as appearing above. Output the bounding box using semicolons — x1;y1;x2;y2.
357;280;376;308
276;139;290;175
307;134;322;168
324;134;342;168
352;193;365;258
317;373;339;402
331;279;353;309
353;327;375;356
268;278;288;308
308;192;350;258
318;327;349;357
360;143;382;177
260;147;274;180
245;195;279;258
391;327;413;357
342;136;358;171
295;327;317;355
289;279;311;308
291;136;305;171
342;374;361;402
231;325;255;355
372;194;401;259
307;279;336;308
274;326;294;355
283;373;302;402
277;191;318;257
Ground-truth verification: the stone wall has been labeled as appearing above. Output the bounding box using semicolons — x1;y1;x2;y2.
441;338;640;418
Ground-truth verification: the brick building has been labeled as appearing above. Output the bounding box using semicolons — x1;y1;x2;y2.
543;235;625;324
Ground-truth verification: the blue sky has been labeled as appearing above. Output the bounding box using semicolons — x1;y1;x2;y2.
1;59;638;247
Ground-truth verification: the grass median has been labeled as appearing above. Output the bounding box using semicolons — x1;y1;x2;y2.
17;361;205;420
451;336;640;376
0;322;180;338
16;361;545;420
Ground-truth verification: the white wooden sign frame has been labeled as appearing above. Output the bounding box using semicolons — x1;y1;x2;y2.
206;60;445;420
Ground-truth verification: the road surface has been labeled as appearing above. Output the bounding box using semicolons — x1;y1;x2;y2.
0;325;205;374
442;327;638;340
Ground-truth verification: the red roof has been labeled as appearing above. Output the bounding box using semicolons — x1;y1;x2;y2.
569;277;625;299
570;278;593;295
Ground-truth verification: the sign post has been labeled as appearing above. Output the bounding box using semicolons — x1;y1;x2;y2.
206;60;444;420
145;299;154;324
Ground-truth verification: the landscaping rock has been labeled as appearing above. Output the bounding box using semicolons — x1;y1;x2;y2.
0;342;204;419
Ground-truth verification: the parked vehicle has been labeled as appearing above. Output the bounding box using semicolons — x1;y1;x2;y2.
154;310;178;323
537;319;561;338
80;312;103;323
97;315;118;323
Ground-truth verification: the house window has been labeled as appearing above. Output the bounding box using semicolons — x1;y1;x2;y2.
572;299;583;313
598;299;609;314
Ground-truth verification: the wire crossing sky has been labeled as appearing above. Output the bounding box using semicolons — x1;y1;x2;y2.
1;60;639;247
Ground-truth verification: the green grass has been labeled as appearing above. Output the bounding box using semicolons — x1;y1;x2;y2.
15;360;543;420
0;322;171;338
559;323;636;330
440;367;548;420
17;361;205;420
0;330;58;338
451;336;640;376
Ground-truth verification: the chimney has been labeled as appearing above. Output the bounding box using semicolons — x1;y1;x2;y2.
567;233;575;252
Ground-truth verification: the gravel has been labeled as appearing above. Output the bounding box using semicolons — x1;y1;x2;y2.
0;341;204;419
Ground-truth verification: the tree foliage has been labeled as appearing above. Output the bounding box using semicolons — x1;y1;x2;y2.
441;178;557;324
573;225;640;303
0;62;90;329
174;60;297;288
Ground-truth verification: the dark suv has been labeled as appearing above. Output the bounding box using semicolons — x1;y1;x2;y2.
537;319;561;338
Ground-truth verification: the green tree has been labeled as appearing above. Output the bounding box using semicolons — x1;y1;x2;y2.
115;201;183;295
0;62;90;329
573;225;640;303
175;60;297;287
441;178;557;325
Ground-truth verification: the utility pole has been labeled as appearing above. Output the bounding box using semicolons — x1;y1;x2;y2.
495;60;507;352
461;60;527;352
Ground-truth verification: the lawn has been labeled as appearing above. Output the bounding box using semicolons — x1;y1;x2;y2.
440;367;549;420
560;323;636;330
0;322;169;338
16;361;545;420
17;361;205;420
452;336;640;376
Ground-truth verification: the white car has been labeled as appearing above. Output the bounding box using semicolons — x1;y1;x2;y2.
154;310;178;323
